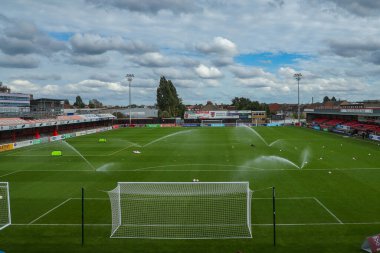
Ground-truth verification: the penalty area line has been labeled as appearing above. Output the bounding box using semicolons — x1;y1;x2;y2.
29;198;72;225
313;197;343;224
107;144;136;156
0;170;21;178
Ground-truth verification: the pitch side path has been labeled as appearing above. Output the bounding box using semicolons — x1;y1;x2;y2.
0;126;379;252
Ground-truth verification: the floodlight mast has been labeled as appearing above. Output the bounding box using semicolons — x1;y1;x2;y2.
126;74;134;125
293;73;302;125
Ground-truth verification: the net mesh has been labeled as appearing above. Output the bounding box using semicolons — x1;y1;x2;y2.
108;182;252;239
201;120;223;127
0;182;11;230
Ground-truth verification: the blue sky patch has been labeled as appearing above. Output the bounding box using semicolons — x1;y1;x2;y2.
234;52;311;71
48;32;74;41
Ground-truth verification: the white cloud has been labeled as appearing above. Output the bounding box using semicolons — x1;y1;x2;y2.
132;52;170;67
196;37;238;56
236;77;276;88
1;1;380;104
8;80;40;93
230;65;273;79
67;79;127;93
194;64;223;79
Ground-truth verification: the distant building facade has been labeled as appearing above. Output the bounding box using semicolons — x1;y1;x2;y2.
0;92;31;116
30;98;65;117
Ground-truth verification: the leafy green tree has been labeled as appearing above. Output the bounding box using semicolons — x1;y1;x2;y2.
73;95;85;108
89;99;103;108
231;97;252;110
323;96;330;103
112;112;124;119
231;97;268;112
331;96;337;102
160;110;170;118
156;76;184;117
0;82;11;93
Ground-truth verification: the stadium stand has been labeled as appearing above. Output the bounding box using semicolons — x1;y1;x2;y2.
0;114;116;144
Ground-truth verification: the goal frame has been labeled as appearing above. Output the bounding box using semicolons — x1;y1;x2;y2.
108;181;253;239
200;120;223;127
0;182;11;231
235;119;251;127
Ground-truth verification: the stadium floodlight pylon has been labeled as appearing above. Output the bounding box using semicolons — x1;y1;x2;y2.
200;120;223;127
0;182;11;231
108;182;253;239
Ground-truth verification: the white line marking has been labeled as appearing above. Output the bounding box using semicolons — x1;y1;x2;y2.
71;197;108;200
143;130;193;147
0;170;21;178
14;223;111;226
253;197;314;200
107;144;136;156
313;197;343;224
134;163;264;171
1;167;380;175
10;222;380;227
29;198;72;224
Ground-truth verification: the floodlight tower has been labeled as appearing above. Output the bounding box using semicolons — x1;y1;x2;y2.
293;73;302;125
126;74;134;125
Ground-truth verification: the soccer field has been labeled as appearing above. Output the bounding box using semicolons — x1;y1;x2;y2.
0;126;380;252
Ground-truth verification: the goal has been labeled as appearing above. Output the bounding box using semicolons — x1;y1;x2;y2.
108;182;253;239
200;120;223;127
0;182;11;231
235;119;251;127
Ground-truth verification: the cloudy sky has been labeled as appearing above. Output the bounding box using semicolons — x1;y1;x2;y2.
1;0;380;106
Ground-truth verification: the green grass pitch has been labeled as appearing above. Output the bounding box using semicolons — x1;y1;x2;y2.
0;126;380;252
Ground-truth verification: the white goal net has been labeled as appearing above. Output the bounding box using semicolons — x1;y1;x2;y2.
108;182;253;239
0;182;11;231
235;120;251;127
200;120;223;127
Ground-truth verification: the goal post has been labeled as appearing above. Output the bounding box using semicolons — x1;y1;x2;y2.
200;120;223;127
0;182;11;231
108;182;253;239
236;119;251;127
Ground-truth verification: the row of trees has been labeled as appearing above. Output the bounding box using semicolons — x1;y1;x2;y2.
155;77;271;117
231;97;269;113
67;96;103;109
323;96;338;103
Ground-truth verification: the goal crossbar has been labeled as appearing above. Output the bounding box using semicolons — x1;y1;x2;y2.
108;182;253;239
201;120;223;127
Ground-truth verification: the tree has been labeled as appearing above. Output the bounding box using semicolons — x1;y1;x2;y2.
231;97;268;112
331;96;337;102
156;76;184;117
231;97;252;110
0;82;11;93
73;95;85;108
323;96;330;103
160;110;170;118
112;112;124;119
89;99;103;108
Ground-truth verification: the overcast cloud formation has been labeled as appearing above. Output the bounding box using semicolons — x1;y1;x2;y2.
1;0;380;105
